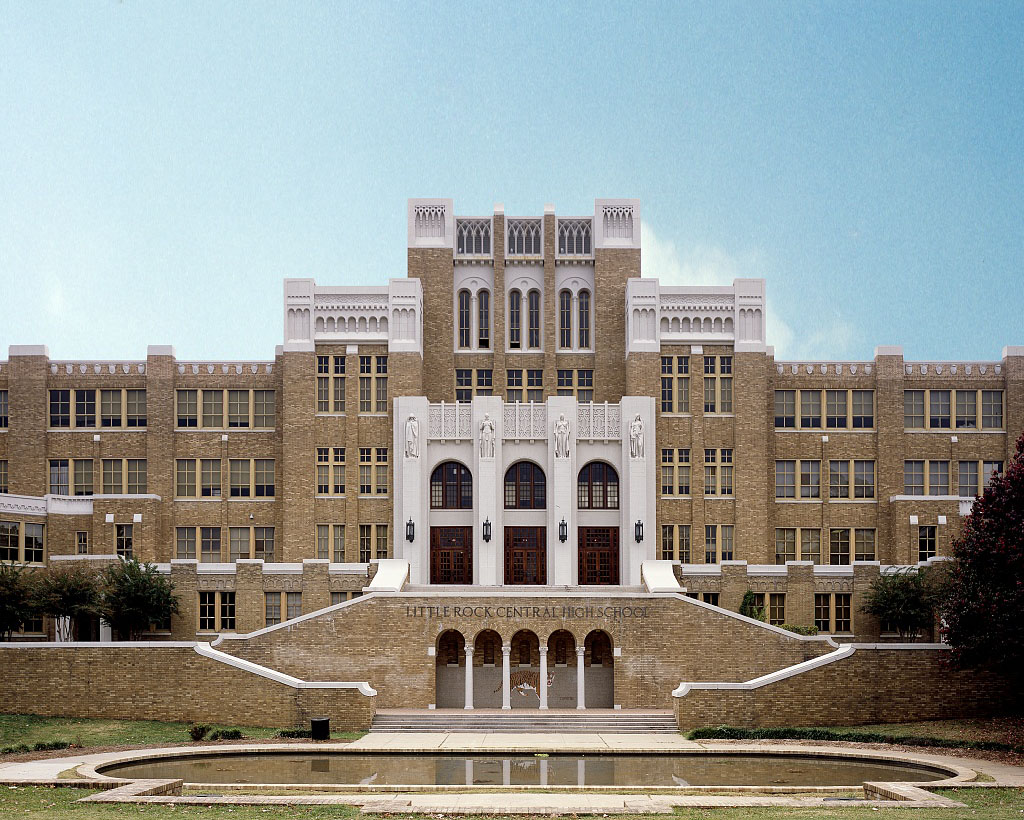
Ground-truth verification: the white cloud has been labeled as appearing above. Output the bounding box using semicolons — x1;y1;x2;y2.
640;223;856;361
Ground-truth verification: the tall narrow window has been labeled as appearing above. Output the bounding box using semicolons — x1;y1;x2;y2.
457;290;471;348
559;290;572;348
477;289;490;349
508;290;521;349
528;289;540;348
578;289;591;348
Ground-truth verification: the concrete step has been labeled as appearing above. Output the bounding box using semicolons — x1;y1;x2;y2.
370;711;679;733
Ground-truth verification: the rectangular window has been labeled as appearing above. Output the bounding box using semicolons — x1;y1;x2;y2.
703;377;716;413
0;389;8;427
719;374;732;413
829;529;850;565
956;390;977;429
24;523;43;562
852;390;873;428
928;461;949;496
660;376;674;413
507;369;523;403
376;524;389;559
376;376;388;412
200;526;221;562
254;527;274;561
919;525;937;561
834;593;851;632
176;459;196;497
800;390;821;428
704;524;717;564
982;390;1003;429
774;390;795;428
317;376;330;413
227;390;249;427
49;459;69;495
704;448;717;497
220;592;235;631
76;531;89;555
333;524;345;562
359;524;371;563
255;459;275;497
316;524;330;560
958;461;978;497
984;461;1003;488
455;369;472;403
826;390;847;428
929;390;951;428
229;459;251;497
904;460;924;495
527;369;543;402
50;389;70;427
316;449;330;494
202;390;223;427
201;459;221;497
375;449;388;495
660;449;674;495
254;390;275;427
719;449;733;496
102;459;122;494
0;521;18;562
904;390;925;428
814;594;830;633
100;389;122;427
265;592;281;626
678;524;691;563
0;460;7;494
800;460;820;499
287;592;302;620
359;375;371;412
660;525;674;560
199;591;216;631
854;461;875;499
75;389;96;427
126;459;147;494
126;389;146;427
854;528;876;561
177;389;198;427
230;527;249;561
829;460;849;498
720;525;734;561
800;529;821;563
115;523;133;558
768;593;785;626
176;527;196;559
775;528;796;564
775;460;795;498
577;369;593;402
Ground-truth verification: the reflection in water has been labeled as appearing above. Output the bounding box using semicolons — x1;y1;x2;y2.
103;752;948;787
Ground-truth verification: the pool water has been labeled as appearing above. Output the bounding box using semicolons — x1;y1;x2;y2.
101;752;951;787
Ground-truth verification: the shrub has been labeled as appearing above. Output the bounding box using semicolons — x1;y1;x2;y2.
33;565;102;642
188;724;210;741
862;566;939;641
276;728;312;738
780;624;819;635
738;591;766;622
208;729;243;741
100;558;180;641
0;563;36;640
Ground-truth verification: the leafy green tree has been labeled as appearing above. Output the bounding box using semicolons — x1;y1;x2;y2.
862;567;938;641
738;590;766;622
941;432;1024;679
99;558;179;641
0;563;35;640
34;564;102;641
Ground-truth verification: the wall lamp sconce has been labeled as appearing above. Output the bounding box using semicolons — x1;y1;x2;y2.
482;518;492;542
405;518;415;543
558;519;568;543
634;520;644;543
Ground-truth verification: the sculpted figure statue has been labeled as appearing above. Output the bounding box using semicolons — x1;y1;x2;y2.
479;412;495;459
554;413;571;459
629;414;645;459
404;414;419;459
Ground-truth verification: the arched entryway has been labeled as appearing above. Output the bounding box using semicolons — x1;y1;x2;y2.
545;630;577;708
584;630;614;707
508;630;541;709
434;630;465;708
471;629;502;708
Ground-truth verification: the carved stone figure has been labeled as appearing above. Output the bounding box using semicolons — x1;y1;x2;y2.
554;413;571;459
479;413;495;459
404;414;419;459
629;414;645;459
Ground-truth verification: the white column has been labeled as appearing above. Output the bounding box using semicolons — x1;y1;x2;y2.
465;758;473;786
464;646;474;710
540;758;549;786
501;643;512;710
538;646;549;710
576;646;586;710
502;758;511;786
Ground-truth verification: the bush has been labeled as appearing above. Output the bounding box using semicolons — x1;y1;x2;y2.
32;741;70;751
188;724;210;741
738;591;766;622
780;624;819;635
862;566;938;641
208;729;243;741
0;563;36;640
100;558;180;641
276;728;312;738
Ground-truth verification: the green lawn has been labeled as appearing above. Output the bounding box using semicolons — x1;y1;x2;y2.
0;715;362;750
0;786;1020;819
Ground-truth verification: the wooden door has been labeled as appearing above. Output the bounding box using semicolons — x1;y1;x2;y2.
430;526;473;584
504;527;546;585
578;527;620;585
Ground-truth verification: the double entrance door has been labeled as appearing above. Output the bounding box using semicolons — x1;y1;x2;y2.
430;527;473;584
579;527;620;585
504;527;546;585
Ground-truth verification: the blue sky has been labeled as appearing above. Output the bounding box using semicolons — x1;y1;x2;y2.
1;1;1022;361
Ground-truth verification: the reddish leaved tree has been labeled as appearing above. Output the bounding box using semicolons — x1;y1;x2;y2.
942;432;1024;681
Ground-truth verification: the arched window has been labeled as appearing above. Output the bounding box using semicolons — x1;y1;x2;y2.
578;290;591;349
478;290;490;349
577;462;619;509
559;290;572;349
528;290;541;349
430;462;473;509
457;290;470;349
508;290;521;349
504;462;546;509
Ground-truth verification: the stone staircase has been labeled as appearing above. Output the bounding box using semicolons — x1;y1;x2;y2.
370;709;679;733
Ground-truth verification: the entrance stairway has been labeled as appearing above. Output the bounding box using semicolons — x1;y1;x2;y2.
370;709;678;733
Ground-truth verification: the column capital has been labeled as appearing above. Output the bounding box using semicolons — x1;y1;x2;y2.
538;645;548;655
575;646;586;656
501;644;511;655
464;645;474;656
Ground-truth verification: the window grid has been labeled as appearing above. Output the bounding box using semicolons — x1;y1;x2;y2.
660;448;691;496
177;388;275;428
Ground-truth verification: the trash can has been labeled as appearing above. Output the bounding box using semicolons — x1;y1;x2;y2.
310;717;330;741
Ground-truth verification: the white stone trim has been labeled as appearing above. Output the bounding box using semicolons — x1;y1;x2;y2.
640;560;681;592
193;643;376;695
364;559;409;592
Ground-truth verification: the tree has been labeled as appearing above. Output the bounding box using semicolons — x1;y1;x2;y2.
99;558;179;641
34;564;101;641
861;567;938;641
941;432;1024;679
738;590;766;622
0;563;36;640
